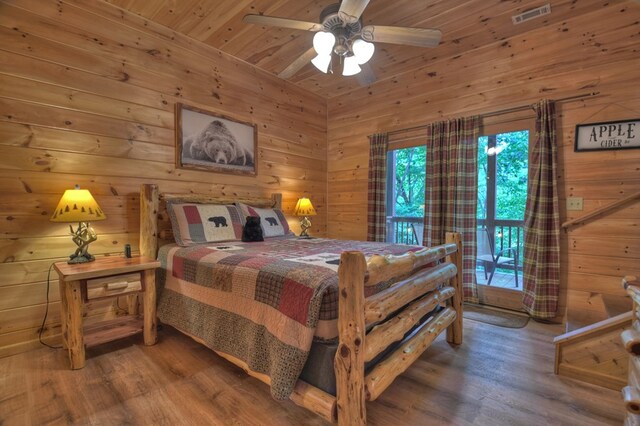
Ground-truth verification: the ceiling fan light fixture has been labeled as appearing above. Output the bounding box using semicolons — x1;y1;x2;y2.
342;55;361;76
311;53;332;73
313;31;336;55
352;38;375;64
244;1;442;84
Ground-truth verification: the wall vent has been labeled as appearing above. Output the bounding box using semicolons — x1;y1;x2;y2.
511;4;551;25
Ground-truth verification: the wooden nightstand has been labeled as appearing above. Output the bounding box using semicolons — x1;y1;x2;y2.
54;256;161;369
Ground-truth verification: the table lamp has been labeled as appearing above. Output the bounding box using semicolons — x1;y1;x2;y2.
50;185;106;264
294;197;317;238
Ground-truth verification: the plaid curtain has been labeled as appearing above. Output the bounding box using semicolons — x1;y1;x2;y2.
423;116;480;302
522;99;560;319
367;133;389;242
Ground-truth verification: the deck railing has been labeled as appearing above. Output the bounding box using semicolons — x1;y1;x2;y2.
386;217;525;267
479;219;525;261
386;216;423;245
478;219;525;276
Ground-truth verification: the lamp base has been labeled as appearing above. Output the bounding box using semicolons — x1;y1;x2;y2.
299;216;312;238
67;221;98;264
67;252;95;264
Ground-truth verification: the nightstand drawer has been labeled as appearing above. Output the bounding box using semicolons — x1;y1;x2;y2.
85;273;143;300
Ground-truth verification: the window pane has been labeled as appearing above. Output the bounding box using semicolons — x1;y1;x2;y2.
386;146;426;245
477;136;488;220
495;130;529;220
392;146;426;217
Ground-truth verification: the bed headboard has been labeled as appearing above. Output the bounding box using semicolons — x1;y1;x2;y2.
139;184;282;259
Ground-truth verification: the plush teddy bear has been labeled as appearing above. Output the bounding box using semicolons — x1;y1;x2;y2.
242;216;264;242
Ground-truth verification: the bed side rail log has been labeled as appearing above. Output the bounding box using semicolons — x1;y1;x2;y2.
364;263;457;324
364;307;457;401
366;243;457;287
364;286;455;363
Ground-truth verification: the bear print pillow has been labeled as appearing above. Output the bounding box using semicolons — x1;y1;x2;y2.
236;202;290;238
167;202;244;246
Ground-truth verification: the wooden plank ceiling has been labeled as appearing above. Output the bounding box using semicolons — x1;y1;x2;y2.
103;0;612;98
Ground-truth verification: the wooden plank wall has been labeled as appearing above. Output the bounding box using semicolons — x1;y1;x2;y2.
327;2;640;326
0;0;327;357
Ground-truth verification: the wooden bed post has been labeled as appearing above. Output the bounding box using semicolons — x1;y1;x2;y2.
140;184;159;259
272;193;282;210
335;251;367;426
445;232;463;345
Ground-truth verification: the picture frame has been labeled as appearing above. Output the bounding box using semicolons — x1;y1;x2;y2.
175;103;258;176
574;118;639;152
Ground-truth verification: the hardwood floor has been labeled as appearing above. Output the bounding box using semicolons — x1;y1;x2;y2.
476;270;522;289
0;319;623;425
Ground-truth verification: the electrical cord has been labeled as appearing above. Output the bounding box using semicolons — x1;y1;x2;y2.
39;262;62;349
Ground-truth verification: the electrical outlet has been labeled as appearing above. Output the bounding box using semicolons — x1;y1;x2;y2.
567;197;583;211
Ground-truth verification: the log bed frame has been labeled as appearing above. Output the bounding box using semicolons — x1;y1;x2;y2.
139;183;463;425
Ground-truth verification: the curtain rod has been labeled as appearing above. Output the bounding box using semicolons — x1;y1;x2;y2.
383;92;600;137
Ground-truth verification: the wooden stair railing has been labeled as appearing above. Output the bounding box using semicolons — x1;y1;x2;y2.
553;276;639;391
553;310;633;390
622;277;640;424
562;190;640;229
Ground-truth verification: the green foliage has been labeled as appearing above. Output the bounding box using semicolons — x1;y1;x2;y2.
477;130;529;221
495;131;528;220
389;130;528;222
391;146;426;217
477;136;488;219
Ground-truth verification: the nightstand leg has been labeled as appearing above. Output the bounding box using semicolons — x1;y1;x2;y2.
65;279;85;369
142;269;157;345
126;294;139;315
58;278;68;350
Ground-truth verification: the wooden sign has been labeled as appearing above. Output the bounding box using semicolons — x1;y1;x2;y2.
575;119;639;152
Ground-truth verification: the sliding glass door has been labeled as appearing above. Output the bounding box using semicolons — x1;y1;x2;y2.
476;128;529;308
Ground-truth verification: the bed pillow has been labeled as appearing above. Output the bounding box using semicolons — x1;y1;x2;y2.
167;202;244;246
236;202;290;238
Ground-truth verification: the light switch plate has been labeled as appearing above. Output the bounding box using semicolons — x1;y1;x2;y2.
567;197;583;211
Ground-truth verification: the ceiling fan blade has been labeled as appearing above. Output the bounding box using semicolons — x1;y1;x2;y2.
243;14;324;32
278;47;316;79
361;25;442;47
338;0;370;24
356;62;376;86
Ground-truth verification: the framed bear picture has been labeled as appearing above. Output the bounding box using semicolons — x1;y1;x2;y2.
175;103;257;176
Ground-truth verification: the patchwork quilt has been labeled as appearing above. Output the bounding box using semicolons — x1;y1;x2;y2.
156;236;421;399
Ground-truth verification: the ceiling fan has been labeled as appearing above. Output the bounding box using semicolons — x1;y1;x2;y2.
243;0;442;85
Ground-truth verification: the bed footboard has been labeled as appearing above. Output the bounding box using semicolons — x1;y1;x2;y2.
335;232;463;425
